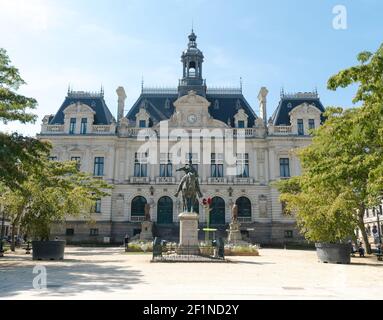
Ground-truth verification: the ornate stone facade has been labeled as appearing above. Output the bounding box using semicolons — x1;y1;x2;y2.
39;31;325;244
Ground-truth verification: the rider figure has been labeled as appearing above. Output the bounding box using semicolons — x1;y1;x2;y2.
174;163;203;198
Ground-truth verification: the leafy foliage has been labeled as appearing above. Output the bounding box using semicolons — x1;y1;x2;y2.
276;44;383;247
0;48;37;124
0;48;49;190
2;160;112;240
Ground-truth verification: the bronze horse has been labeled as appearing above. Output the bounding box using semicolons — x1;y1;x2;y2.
174;164;203;212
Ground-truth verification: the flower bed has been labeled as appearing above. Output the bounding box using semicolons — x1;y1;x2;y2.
224;244;260;256
125;241;153;253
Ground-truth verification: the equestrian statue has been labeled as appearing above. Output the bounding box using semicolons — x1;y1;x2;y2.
174;162;203;213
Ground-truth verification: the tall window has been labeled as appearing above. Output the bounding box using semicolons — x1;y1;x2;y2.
134;152;148;177
308;119;315;130
131;196;147;217
238;120;245;128
280;158;290;178
90;229;99;236
93;157;104;176
297;119;304;135
94;199;101;213
71;156;81;170
69;118;76;134
160;153;172;177
80;118;87;134
139;120;146;128
211;153;224;177
236;197;251;218
236;153;249;178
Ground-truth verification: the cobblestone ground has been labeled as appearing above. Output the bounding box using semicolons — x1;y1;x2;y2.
0;247;382;300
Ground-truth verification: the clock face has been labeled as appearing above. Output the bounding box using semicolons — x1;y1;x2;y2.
187;114;197;124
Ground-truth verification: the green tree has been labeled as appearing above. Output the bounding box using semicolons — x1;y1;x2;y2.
0;48;49;190
2;159;111;244
277;44;383;253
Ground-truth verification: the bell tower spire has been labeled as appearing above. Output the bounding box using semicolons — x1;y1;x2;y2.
178;29;206;97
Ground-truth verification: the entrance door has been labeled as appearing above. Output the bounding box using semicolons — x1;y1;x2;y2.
157;197;173;224
210;197;226;225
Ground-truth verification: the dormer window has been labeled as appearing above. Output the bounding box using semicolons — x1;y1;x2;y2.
80;118;87;134
69;118;76;134
297;119;304;135
287;103;293;109
308;119;315;130
135;107;150;128
214;100;219;110
234;108;248;128
165;98;171;109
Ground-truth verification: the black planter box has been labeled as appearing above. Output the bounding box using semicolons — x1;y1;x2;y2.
32;240;66;261
315;242;351;264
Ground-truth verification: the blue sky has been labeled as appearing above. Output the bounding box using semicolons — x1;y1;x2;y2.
1;0;382;135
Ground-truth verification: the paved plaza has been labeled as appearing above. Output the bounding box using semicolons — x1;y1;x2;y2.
0;247;382;300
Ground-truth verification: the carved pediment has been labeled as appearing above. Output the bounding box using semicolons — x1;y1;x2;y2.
63;102;95;115
289;103;321;117
173;90;211;108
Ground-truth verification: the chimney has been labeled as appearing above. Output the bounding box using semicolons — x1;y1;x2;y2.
116;86;127;123
258;87;268;125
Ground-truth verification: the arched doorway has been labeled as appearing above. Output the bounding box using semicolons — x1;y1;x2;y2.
131;196;147;218
236;197;251;219
157;196;173;224
210;197;225;225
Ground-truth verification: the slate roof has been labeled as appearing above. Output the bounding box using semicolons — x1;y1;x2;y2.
271;92;325;126
49;91;115;125
126;90;258;127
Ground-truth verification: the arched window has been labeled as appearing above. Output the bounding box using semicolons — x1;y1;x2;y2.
210;197;225;225
157;197;173;224
131;196;147;217
188;61;196;77
236;197;251;218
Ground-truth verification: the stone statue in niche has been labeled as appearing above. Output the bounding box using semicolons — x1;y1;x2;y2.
144;203;151;221
259;195;268;217
231;203;238;223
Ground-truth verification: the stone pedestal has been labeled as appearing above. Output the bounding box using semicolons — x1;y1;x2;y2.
140;221;153;241
177;212;200;255
228;222;243;244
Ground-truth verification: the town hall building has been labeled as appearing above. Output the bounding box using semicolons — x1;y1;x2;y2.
38;31;325;244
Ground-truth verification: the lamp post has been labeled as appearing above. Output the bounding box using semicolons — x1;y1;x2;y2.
202;197;214;242
378;204;382;246
0;210;5;257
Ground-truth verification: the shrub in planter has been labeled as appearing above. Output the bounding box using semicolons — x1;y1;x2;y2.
2;160;111;260
276;177;357;264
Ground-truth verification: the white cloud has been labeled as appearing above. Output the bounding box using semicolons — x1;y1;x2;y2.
0;0;76;33
0;0;50;31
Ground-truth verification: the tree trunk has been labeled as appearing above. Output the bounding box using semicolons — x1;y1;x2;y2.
10;223;16;252
358;204;371;254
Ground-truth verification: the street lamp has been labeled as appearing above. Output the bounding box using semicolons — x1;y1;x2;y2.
0;210;5;258
378;203;382;246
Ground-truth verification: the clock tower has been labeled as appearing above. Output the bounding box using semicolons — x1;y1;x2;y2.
178;30;207;97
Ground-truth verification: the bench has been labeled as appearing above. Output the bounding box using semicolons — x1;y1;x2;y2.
375;253;383;261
